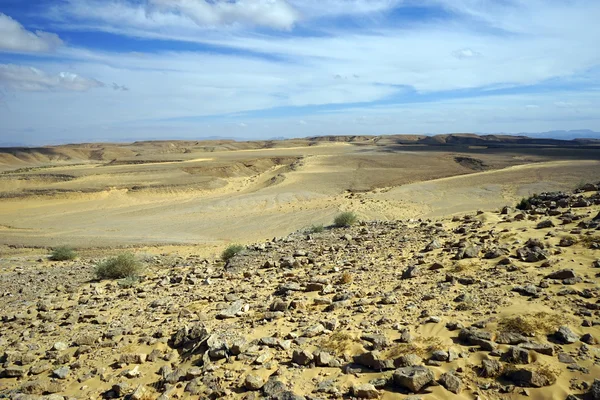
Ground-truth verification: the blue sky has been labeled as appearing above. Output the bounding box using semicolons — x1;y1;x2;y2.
1;0;600;145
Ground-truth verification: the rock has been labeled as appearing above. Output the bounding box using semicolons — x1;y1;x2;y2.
2;366;26;378
558;352;575;364
424;240;441;252
361;334;389;350
518;342;554;356
496;332;529;345
501;346;531;364
401;265;421;279
394;354;422;368
354;351;394;371
52;366;70;379
553;326;579;344
292;349;314;366
581;333;597;345
438;372;462;394
53;342;68;351
505;368;553;387
170;323;210;352
536;220;555;229
392;366;435;393
119;353;147;364
270;299;289;312
216;300;247;319
589;379;600;400
455;245;479;260
245;374;266;390
546;269;576;280
130;385;149;400
431;350;449;361
352;383;380;399
458;327;496;351
480;359;503;378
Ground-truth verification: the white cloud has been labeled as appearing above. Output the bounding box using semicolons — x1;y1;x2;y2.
0;64;104;92
149;0;299;30
0;13;63;53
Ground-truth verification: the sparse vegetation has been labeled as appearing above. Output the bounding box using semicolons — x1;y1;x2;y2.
498;312;564;336
308;224;324;233
95;253;143;280
516;196;533;210
221;244;245;262
334;211;358;227
319;332;356;355
49;246;77;261
338;271;354;284
117;276;140;288
580;234;599;248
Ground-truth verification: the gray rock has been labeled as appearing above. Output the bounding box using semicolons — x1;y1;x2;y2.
518;342;554;356
536;220;555;229
292;349;314;366
52;366;70;379
401;265;421;279
480;359;503;378
438;372;462;394
501;346;531;364
458;327;496;351
546;269;576;280
392;366;434;393
554;326;579;344
216;300;246;319
590;379;600;400
354;351;394;371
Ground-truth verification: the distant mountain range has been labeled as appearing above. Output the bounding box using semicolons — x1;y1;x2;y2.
516;130;600;140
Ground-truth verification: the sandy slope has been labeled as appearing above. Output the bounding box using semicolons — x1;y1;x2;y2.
0;141;599;249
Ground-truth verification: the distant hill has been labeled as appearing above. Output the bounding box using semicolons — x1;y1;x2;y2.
522;130;600;140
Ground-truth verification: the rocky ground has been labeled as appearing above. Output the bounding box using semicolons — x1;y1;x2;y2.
1;185;600;399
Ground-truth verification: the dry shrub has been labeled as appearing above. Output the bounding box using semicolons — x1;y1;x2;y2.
338;272;354;285
387;343;423;358
498;312;564;336
451;261;479;273
319;332;355;355
580;235;599;248
387;336;445;359
96;253;144;280
535;363;561;385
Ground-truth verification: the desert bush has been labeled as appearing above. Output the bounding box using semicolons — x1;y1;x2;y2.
338;271;354;284
319;332;355;355
516;197;531;210
50;246;77;261
95;253;143;280
308;224;324;233
221;244;244;262
334;211;357;227
498;312;564;336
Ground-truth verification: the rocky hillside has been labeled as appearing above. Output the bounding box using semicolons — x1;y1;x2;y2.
1;185;600;399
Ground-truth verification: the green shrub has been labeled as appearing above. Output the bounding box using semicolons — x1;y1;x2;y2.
50;246;77;261
309;224;324;233
516;197;531;211
95;253;143;280
221;244;244;262
334;211;358;227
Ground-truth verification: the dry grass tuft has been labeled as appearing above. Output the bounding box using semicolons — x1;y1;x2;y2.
386;336;445;358
338;272;354;285
319;332;356;355
498;312;564;336
451;260;479;273
580;235;599;248
535;363;561;385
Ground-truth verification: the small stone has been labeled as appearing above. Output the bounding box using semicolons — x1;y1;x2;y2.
53;366;70;379
352;383;380;399
245;374;266;390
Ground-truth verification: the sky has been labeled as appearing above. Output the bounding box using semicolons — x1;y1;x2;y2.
0;0;600;145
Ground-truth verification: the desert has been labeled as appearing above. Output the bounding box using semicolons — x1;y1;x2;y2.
0;134;599;399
